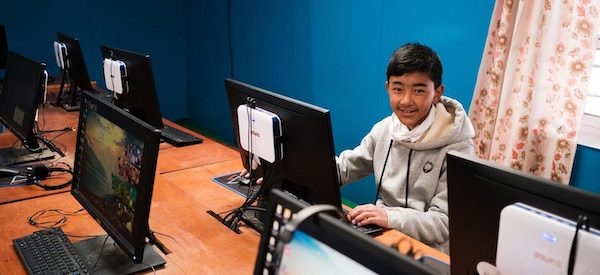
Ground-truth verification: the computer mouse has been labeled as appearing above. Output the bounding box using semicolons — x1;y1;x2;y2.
0;166;20;177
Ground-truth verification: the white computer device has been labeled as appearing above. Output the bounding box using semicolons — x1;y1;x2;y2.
496;203;600;275
53;41;68;70
237;104;283;164
102;58;128;98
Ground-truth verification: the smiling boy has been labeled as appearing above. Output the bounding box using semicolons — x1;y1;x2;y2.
338;43;475;252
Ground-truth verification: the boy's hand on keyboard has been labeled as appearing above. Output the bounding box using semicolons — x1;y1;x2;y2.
347;204;388;228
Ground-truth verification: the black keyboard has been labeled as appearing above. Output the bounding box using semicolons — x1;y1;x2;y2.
160;125;203;147
342;208;384;235
13;228;90;275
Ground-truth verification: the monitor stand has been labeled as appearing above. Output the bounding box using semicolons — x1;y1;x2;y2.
58;87;81;112
0;146;57;166
207;195;268;234
74;235;166;275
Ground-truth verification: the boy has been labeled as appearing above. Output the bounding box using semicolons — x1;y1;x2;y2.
339;43;475;253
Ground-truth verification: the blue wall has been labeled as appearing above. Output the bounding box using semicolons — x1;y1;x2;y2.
3;0;599;203
186;0;497;203
570;145;600;194
0;0;188;121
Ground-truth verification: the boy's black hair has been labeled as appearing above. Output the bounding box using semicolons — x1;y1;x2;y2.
386;43;443;88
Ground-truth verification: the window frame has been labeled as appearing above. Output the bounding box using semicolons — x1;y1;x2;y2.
578;35;600;150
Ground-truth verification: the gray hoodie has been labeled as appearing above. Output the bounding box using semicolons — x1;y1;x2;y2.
337;96;475;253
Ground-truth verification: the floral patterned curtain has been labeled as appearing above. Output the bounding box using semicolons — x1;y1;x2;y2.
469;0;600;184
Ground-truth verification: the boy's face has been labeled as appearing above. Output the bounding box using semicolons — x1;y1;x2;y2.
386;72;444;130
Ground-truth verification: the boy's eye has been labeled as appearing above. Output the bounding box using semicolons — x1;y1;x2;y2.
393;87;402;92
415;89;425;94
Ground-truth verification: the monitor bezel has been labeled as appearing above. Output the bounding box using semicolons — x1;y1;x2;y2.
447;150;600;275
0;51;45;150
71;90;161;262
0;24;7;69
254;189;437;275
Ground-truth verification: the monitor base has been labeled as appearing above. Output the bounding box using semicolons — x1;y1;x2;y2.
207;207;265;234
61;101;80;112
74;235;166;275
0;146;57;166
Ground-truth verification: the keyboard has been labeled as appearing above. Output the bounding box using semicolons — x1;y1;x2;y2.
13;227;90;275
160;125;203;147
342;208;384;235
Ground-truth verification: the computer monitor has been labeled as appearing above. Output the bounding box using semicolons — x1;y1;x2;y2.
70;90;165;272
255;189;437;275
100;46;163;129
0;51;57;166
0;25;7;70
54;32;93;111
447;151;600;275
100;46;201;147
222;78;341;230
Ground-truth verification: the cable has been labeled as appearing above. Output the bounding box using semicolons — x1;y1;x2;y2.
567;215;589;275
90;235;110;273
142;261;157;275
27;208;86;230
373;140;394;204
405;149;413;207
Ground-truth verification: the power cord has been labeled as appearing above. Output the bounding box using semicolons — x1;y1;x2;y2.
27;208;86;230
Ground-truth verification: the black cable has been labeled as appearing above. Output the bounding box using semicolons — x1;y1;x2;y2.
567;215;589;275
405;149;413;207
40;127;72;133
373;140;394;204
27;208;86;230
90;235;110;273
151;230;182;247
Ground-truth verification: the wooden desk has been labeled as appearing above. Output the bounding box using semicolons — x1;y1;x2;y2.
0;102;79;205
0;96;449;274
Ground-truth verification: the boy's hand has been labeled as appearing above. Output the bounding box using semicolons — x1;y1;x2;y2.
347;204;388;227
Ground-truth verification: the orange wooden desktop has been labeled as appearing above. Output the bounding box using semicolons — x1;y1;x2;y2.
0;94;448;274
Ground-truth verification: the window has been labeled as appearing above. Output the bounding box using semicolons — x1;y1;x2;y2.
578;31;600;150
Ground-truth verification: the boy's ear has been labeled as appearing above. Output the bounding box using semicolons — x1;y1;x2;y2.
434;84;445;103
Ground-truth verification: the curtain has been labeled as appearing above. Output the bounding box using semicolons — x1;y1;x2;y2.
469;0;600;184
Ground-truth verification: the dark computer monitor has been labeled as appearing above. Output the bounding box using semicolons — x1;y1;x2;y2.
447;151;600;275
70;90;165;272
55;32;93;111
100;46;163;129
225;78;341;206
0;25;7;70
222;78;341;230
100;46;201;147
0;51;57;165
254;189;437;275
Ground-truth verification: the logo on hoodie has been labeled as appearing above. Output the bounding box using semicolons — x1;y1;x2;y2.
423;161;434;173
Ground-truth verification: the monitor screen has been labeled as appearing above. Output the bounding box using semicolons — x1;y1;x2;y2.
254;189;437;275
447;151;600;275
71;90;161;262
225;78;341;208
100;45;164;129
56;32;93;91
0;51;46;151
0;25;7;70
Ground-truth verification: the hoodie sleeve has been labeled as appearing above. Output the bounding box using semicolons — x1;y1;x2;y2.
336;124;381;185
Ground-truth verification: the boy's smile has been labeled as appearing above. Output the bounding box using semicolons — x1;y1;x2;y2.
386;72;444;130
